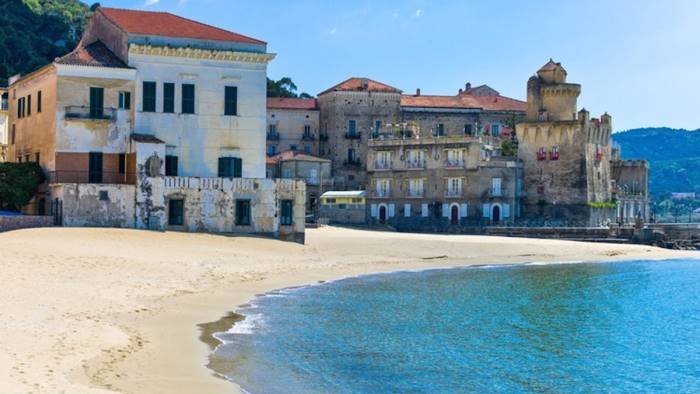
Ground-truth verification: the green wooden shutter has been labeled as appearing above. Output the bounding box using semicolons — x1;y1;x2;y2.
225;86;237;116
90;87;104;118
233;158;242;178
218;158;225;177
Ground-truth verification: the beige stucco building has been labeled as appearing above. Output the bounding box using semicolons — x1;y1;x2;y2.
6;7;305;241
269;150;332;214
266;97;319;156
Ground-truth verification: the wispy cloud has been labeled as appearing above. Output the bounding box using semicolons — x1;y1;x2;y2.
415;9;423;17
143;0;159;7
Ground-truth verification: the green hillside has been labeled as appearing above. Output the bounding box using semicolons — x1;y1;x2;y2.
0;0;93;86
613;128;700;196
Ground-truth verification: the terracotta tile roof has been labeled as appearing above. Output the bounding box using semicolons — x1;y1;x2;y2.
272;151;330;163
267;98;318;110
318;77;402;96
98;7;265;45
401;92;526;112
55;41;130;68
265;156;277;165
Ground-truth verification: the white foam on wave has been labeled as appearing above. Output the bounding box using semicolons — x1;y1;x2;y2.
227;313;264;335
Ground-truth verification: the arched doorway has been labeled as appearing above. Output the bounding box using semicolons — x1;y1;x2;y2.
492;205;501;223
450;205;459;225
379;205;387;223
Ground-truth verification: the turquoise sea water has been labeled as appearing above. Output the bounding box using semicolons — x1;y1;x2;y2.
212;259;700;393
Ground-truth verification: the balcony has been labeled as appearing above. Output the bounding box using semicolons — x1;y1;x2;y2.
445;190;463;198
344;131;362;140
374;161;392;170
343;158;362;167
65;106;116;121
444;160;465;169
406;159;426;169
407;190;424;198
372;190;391;198
266;132;280;141
301;133;316;141
595;152;603;161
47;170;132;185
319;133;329;141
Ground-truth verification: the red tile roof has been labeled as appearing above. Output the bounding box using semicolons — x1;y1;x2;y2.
98;7;265;45
319;77;402;96
55;41;130;68
267;98;318;110
401;92;526;112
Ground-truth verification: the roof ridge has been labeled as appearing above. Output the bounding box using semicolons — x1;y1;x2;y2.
161;11;265;45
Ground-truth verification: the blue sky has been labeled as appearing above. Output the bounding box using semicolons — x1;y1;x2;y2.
99;0;700;131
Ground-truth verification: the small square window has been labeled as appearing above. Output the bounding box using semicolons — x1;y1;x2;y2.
99;191;109;201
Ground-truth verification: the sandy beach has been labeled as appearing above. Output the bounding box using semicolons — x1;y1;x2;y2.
0;226;697;393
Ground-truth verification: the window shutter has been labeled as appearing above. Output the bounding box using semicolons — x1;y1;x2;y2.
483;204;491;218
442;203;449;218
404;204;411;217
370;204;378;218
503;204;510;218
460;203;468;218
421;204;428;217
233;158;242;178
225;86;238;116
218;158;225;177
388;204;395;218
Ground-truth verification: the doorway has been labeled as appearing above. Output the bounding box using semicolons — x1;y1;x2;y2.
450;205;459;225
492;205;501;223
379;205;387;223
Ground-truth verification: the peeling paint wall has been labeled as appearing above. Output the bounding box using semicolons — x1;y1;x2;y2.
52;183;136;228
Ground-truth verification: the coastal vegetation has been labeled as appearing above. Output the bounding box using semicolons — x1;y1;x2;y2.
0;162;45;211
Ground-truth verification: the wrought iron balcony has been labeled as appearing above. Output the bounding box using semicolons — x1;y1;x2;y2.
406;159;426;169
266;132;280;141
344;131;361;140
301;133;316;141
319;133;329;141
445;190;463;198
407;190;424;198
343;158;362;167
444;160;465;168
65;106;116;121
374;161;392;170
372;190;391;198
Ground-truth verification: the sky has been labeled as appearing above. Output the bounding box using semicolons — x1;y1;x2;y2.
97;0;700;131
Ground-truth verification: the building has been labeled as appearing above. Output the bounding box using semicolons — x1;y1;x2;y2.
611;151;649;224
516;60;617;226
0;87;8;161
270;150;332;213
319;190;366;225
266;97;319;156
6;7;305;241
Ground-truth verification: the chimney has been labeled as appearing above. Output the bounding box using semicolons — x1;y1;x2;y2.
465;82;471;90
361;78;369;90
458;88;463;94
416;88;421;96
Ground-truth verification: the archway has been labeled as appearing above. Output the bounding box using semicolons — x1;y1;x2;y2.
379;205;387;224
450;205;459;224
492;205;501;223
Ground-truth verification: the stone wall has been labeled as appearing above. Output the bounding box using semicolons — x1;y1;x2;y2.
319;205;366;225
52;183;136;228
0;215;53;232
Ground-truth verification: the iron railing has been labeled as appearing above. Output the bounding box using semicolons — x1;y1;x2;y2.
65;106;117;121
301;133;316;141
344;131;361;139
47;170;133;184
266;132;280;141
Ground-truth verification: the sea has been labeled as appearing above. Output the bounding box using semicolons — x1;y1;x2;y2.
210;258;700;393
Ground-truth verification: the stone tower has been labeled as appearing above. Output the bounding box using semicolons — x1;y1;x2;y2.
516;60;615;226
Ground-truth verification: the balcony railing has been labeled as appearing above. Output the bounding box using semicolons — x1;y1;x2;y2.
374;161;392;170
47;170;133;185
343;158;362;167
372;190;391;198
65;106;116;121
444;160;465;168
267;132;280;141
406;159;426;169
301;133;316;141
319;134;329;141
407;190;424;198
344;131;361;140
445;190;463;198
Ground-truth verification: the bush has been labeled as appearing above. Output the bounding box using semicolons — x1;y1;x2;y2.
501;139;518;156
0;162;45;211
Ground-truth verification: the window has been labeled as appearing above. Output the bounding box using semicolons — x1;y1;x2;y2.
374;120;382;133
163;83;174;113
118;154;126;174
491;124;500;137
435;123;445;137
142;81;156;112
218;157;242;178
304;145;311;154
27;94;31;116
182;84;195;114
303;125;311;136
118;91;131;110
347;148;356;163
236;200;251;225
99;191;109;201
464;124;473;135
348;119;356;135
168;199;184;226
17;97;22;118
37;91;42;113
282;168;293;178
11;125;15;145
280;199;293;225
408;179;424;197
224;86;237;116
290;145;297;151
88;152;103;183
89;87;104;118
34;152;40;163
165;155;178;176
267;145;276;156
492;177;502;196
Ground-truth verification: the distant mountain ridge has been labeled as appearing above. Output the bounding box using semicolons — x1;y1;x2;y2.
613;128;700;196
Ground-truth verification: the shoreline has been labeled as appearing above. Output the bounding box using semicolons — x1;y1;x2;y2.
0;226;697;393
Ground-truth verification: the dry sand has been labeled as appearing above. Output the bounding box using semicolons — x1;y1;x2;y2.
0;226;697;393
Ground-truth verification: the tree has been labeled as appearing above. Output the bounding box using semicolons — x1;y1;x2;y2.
501;139;518;157
502;113;524;144
267;77;313;98
0;162;45;211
